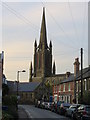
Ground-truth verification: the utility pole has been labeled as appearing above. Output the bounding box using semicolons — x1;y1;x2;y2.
81;48;83;103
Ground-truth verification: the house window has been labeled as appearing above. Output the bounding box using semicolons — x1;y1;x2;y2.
76;94;78;104
68;96;71;103
21;93;23;98
89;78;90;90
63;96;65;101
30;93;32;98
54;95;57;102
68;83;71;91
84;79;87;91
63;83;65;92
79;81;81;92
59;85;61;92
56;86;57;92
26;93;27;98
54;86;55;93
76;81;78;92
67;96;69;103
65;96;66;103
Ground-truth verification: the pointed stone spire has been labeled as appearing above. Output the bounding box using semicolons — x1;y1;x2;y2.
53;61;56;75
29;62;32;82
39;7;48;49
34;39;37;53
49;40;52;48
49;40;52;54
34;39;37;47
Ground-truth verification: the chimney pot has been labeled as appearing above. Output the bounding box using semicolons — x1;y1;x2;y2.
74;58;80;76
66;72;71;78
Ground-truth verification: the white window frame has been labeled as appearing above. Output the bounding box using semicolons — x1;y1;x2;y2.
68;83;71;91
76;81;78;92
59;85;61;92
63;83;65;92
84;79;87;91
79;80;81;92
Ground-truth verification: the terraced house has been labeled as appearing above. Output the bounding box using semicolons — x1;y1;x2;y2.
53;58;90;104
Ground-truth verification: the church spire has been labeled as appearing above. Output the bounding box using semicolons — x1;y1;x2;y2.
29;62;33;82
53;61;56;75
39;7;48;49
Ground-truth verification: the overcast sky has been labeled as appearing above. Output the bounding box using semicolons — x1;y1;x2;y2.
1;0;89;82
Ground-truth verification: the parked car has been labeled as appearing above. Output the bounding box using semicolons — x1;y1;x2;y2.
58;103;71;115
50;101;64;113
51;102;57;112
40;101;45;109
73;105;90;120
46;102;52;110
37;100;40;107
39;101;52;110
56;101;64;113
35;99;38;107
49;102;53;110
37;100;42;108
66;104;81;118
44;102;49;109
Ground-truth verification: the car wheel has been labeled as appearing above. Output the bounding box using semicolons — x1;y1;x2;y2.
81;116;83;120
65;112;67;117
71;113;74;120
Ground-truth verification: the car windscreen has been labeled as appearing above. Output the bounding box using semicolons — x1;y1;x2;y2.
69;106;76;109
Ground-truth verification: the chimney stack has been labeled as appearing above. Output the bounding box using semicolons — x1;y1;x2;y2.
66;72;71;78
74;58;80;76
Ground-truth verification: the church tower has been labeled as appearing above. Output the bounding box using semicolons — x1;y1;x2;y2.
33;7;52;78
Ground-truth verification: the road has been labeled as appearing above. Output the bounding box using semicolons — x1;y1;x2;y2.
18;105;71;120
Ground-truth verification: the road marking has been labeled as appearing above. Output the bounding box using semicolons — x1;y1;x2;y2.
25;109;33;118
19;105;33;119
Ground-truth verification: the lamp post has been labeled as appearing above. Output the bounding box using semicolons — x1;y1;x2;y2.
17;70;26;110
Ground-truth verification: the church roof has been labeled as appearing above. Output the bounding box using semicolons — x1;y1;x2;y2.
7;81;40;92
18;82;40;92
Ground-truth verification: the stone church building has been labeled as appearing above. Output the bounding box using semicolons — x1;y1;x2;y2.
30;7;53;82
29;8;69;101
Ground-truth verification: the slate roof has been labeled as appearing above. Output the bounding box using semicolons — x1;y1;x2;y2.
60;66;90;84
18;82;40;92
7;81;40;92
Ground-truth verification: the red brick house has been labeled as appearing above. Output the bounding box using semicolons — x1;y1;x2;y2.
53;58;90;104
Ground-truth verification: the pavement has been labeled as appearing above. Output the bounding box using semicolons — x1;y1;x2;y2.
18;105;29;119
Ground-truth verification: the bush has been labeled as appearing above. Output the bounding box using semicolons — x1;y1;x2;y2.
2;111;14;120
3;95;17;106
2;95;18;119
2;84;9;97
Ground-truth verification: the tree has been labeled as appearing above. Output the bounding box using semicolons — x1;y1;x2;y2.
2;83;9;96
78;91;90;105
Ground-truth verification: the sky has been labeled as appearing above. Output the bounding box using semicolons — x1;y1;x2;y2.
1;0;89;82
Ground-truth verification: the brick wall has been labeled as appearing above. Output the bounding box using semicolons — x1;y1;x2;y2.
53;81;74;103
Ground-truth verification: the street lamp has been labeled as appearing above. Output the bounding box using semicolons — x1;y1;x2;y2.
17;70;26;109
